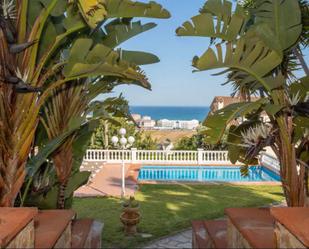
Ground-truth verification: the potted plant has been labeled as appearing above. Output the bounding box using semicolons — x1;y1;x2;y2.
120;197;141;235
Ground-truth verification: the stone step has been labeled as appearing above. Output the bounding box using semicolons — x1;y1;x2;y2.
204;220;227;248
225;207;276;248
0;207;38;248
271;207;309;248
34;210;75;249
192;220;227;248
71;219;103;248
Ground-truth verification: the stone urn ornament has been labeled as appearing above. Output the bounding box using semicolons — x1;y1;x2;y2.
120;196;141;235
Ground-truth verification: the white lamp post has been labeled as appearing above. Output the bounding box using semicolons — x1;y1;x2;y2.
112;128;135;198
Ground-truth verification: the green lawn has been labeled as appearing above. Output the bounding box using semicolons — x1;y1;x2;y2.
72;184;284;248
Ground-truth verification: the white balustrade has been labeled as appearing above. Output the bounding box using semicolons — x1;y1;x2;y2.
84;149;232;165
259;152;280;172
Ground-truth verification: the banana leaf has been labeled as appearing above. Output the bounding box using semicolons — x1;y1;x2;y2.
177;1;248;42
255;0;302;50
203;99;268;144
102;20;157;48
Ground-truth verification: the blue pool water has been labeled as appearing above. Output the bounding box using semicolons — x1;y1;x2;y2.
138;166;280;182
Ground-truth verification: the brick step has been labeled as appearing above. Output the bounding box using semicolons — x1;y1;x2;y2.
204;220;227;248
0;208;38;248
225;207;276;248
71;219;103;248
192;220;227;248
34;210;75;249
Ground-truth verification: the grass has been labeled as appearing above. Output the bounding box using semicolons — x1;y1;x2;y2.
72;184;284;248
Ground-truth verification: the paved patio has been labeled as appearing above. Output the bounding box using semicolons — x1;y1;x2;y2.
143;229;192;249
74;163;138;197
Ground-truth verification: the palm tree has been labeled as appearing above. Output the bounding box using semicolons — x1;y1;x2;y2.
0;0;170;207
39;13;167;209
177;0;309;206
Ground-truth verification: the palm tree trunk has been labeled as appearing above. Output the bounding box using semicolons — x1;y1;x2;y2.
57;181;67;209
104;121;109;149
0;156;26;207
305;168;309;206
279;124;306;207
53;141;74;209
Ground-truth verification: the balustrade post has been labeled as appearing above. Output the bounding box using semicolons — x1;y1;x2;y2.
131;148;137;164
197;148;204;165
106;150;109;162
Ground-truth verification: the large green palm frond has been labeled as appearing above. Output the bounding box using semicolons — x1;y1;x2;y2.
101;20;157;48
192;27;283;91
254;0;302;50
202;98;268;144
176;0;248;42
62;38;151;88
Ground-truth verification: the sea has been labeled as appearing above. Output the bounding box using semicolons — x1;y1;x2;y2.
130;106;210;122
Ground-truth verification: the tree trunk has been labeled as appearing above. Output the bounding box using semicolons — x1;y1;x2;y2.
53;141;74;209
0;156;26;207
57;181;67;209
305;168;309;207
104;121;109;149
279;131;306;207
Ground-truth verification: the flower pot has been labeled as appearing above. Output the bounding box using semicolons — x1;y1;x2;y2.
120;211;141;235
122;206;140;215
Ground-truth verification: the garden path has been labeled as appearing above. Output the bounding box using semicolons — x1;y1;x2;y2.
143;229;192;249
74;163;138;197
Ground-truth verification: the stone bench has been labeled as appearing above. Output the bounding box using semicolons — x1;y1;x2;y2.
71;219;103;248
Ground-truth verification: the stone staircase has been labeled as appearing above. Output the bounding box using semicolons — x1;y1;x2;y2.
0;208;103;249
192;207;309;249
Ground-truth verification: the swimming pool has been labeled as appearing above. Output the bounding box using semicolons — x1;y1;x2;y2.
138;166;280;182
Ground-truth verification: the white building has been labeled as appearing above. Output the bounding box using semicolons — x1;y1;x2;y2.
178;120;199;129
132;114;156;129
157;119;199;130
140;118;156;129
157;119;176;129
131;113;141;122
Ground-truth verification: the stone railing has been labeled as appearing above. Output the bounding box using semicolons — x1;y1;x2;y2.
84;149;232;165
259;152;280;173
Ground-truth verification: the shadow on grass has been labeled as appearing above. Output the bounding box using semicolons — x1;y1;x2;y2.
72;183;284;249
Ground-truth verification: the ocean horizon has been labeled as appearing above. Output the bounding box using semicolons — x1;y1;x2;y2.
130;106;210;122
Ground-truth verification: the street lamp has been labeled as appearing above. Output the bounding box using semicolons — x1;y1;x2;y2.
112;128;135;198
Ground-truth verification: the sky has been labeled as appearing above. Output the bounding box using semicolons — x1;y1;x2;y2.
111;0;309;107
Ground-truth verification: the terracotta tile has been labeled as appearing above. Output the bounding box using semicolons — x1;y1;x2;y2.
192;220;209;248
34;210;75;248
225;208;276;248
75;164;137;197
0;207;37;247
204;220;227;248
271;207;309;247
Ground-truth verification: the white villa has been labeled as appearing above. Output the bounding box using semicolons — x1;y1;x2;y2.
132;114;199;130
157;119;199;130
132;114;156;129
